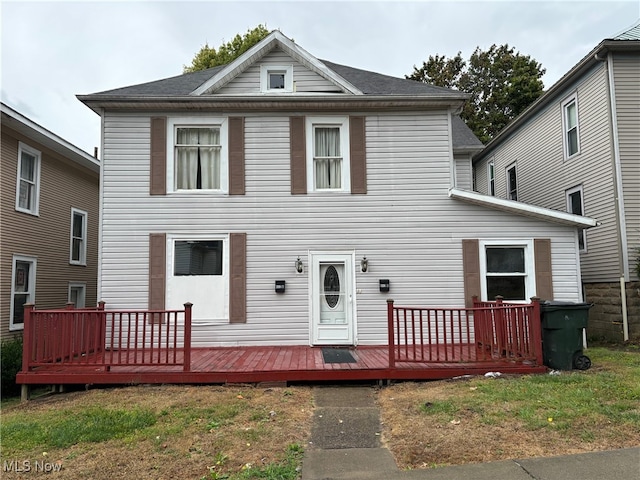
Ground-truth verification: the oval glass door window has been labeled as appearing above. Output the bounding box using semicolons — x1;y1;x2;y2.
324;265;340;308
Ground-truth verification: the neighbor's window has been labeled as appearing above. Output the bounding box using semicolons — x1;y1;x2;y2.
15;142;41;215
480;240;534;302
566;185;587;252
306;117;350;192
70;208;88;265
11;255;37;330
174;240;223;276
68;283;86;308
562;94;580;159
260;65;293;92
488;160;495;196
506;163;518;200
174;127;221;190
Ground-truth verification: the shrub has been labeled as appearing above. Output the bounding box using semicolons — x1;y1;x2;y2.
1;336;23;399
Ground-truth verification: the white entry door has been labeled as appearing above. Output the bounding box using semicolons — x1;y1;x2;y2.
311;253;354;345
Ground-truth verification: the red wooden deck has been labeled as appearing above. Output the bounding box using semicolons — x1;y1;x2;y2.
17;344;545;386
17;298;546;392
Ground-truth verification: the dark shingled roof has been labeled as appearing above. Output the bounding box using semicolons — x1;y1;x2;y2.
90;60;464;98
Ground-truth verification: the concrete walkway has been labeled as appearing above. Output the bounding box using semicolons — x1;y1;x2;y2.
302;386;640;480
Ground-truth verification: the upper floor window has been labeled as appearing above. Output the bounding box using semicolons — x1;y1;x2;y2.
566;185;587;252
480;240;534;302
506;162;518;201
15;142;41;215
562;94;580;159
306;116;350;192
260;65;293;92
168;118;228;193
11;255;37;330
70;208;88;265
488;160;495;196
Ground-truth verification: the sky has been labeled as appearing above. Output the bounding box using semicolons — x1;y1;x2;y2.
2;0;639;155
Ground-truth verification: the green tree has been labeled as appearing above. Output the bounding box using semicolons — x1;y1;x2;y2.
408;44;545;144
184;24;271;73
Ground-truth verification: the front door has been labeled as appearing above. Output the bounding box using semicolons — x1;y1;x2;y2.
311;253;354;345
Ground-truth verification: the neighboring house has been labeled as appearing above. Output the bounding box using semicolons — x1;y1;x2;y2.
78;31;594;348
1;103;100;339
473;21;640;342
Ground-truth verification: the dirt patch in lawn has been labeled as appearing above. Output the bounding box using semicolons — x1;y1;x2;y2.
1;384;314;479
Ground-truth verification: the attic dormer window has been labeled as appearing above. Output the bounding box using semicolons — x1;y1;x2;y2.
261;65;293;92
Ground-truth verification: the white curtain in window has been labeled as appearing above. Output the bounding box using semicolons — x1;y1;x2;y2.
176;128;221;189
314;127;341;189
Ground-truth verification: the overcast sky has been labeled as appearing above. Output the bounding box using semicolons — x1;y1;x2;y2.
2;0;638;155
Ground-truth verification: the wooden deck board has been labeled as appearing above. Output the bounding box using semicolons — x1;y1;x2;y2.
17;345;546;386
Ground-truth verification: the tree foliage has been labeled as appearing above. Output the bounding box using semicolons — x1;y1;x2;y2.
408;44;546;143
184;24;271;73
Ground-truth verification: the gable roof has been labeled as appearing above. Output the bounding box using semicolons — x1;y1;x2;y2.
79;31;467;102
474;20;640;161
1;102;100;173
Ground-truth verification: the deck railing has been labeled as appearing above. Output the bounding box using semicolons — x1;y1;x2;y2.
21;302;193;372
387;297;542;367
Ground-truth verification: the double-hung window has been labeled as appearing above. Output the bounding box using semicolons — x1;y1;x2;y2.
566;185;587;251
506;163;518;201
15;142;41;215
562;94;580;159
70;208;88;265
480;240;534;302
168;118;227;193
11;255;37;330
306;116;350;192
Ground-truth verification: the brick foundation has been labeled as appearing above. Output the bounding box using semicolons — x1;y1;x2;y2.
584;281;640;342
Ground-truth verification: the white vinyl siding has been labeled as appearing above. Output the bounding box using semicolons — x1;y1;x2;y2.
474;64;618;282
100;111;583;347
217;50;340;94
454;156;473;190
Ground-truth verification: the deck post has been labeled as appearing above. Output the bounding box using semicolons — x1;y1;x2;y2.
183;303;193;372
21;303;35;374
530;297;543;365
387;299;395;368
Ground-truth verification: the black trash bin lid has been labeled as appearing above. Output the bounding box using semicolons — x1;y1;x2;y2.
541;300;592;310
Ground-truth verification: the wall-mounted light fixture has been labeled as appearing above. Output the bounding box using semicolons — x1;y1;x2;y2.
379;279;390;293
275;280;286;293
361;256;368;273
295;257;303;273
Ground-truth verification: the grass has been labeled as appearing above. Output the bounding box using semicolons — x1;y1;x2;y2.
0;385;314;480
379;346;640;469
1;346;638;477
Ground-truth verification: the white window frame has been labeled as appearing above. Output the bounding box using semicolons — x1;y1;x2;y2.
506;162;518;201
305;116;351;193
566;185;587;252
562;94;580;160
479;240;535;304
10;255;37;331
15;142;41;216
488;160;495;196
68;282;87;308
260;65;293;93
70;208;88;265
166;117;228;194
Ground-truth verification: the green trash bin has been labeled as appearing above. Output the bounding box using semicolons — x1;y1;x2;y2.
541;301;592;370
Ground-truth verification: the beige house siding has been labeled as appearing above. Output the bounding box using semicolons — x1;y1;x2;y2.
1;127;99;339
613;52;640;281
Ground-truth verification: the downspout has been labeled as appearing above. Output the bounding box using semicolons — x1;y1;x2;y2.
599;51;630;341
